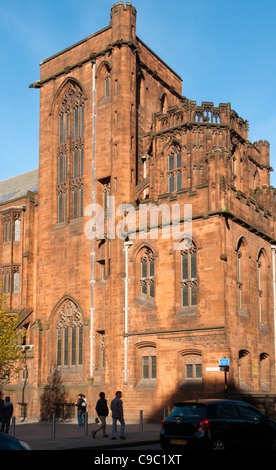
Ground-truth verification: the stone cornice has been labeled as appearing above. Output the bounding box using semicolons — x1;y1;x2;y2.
29;38;183;100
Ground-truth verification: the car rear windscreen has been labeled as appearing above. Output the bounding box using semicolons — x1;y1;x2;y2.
170;404;207;420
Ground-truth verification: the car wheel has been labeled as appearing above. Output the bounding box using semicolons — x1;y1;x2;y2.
212;438;226;450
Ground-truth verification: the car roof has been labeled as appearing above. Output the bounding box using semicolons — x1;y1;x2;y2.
173;399;249;406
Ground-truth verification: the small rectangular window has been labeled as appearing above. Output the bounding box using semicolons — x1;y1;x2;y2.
169;154;174;170
191;252;197;278
182;253;188;279
65;153;68;179
59;114;64;144
3;273;10;293
80;187;83;218
142;260;147;278
57;329;62;366
73;149;79;178
14;219;20;242
13;272;19;293
150;259;154;277
73;190;78;219
186;364;193;379
182;285;189;307
58;193;63;223
74;108;79;138
142;356;149;379
4;222;7;242
58;155;63;183
80;147;84;176
141;282;147;295
80;106;84;136
169;173;174;192
195;364;202;379
78;325;83;365
176;171;182;190
149;280;154;298
65;113;69;142
151;356;157;379
71;326;76;366
64;328;68;366
191;285;197;306
176;152;182;168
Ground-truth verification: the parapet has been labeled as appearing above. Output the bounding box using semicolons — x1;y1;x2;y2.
110;2;137;18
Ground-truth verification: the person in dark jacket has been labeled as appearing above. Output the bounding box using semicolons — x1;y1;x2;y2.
110;391;125;439
75;393;85;426
1;396;13;434
92;392;109;438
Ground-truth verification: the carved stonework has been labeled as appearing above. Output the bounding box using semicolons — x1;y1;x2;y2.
59;83;84;114
56;299;83;328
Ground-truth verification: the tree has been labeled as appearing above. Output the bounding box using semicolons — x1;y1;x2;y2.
0;293;25;384
40;367;71;421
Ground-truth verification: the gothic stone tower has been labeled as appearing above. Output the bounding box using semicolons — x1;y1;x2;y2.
1;2;276;420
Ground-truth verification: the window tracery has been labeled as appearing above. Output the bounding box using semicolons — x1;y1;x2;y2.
56;299;83;367
140;248;155;298
57;82;84;223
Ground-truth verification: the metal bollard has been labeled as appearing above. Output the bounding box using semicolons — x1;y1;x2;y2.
52;413;56;438
139;410;143;431
11;416;15;436
84;412;88;435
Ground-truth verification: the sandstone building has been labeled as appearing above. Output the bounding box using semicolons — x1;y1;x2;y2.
1;2;276;421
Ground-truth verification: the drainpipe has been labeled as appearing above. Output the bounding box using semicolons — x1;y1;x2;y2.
123;240;133;383
90;60;96;379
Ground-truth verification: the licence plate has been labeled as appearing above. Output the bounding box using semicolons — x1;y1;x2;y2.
171;438;187;445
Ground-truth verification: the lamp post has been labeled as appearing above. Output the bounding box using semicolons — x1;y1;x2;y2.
20;345;34;421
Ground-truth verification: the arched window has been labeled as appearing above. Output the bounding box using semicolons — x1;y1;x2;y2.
167;145;182;192
180;243;197;307
260;353;270;391
57;81;84;223
256;249;269;324
140;248;155;298
239;349;251;390
96;62;111;102
236;238;249;314
56;299;83;367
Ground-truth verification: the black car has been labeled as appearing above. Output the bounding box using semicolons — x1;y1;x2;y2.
160;399;276;450
0;432;31;450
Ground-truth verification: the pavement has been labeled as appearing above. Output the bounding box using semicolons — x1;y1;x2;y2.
10;419;161;451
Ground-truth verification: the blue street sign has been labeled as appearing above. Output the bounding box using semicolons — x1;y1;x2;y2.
219;358;230;366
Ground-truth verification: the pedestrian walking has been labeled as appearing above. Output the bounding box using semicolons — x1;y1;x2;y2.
92;392;109;439
110;391;126;439
1;396;13;434
75;393;85;426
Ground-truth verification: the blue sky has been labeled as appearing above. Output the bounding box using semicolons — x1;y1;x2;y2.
1;0;276;186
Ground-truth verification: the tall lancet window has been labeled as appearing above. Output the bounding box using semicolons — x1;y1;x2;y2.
181;243;197;307
57;81;84;223
56;299;83;367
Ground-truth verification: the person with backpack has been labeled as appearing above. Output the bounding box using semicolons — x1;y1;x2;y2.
75;393;85;426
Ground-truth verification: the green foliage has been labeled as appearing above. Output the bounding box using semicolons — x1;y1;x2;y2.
0;294;25;384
